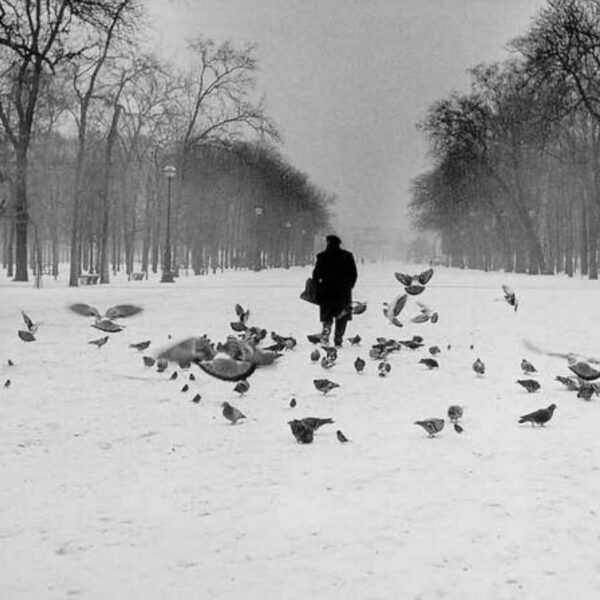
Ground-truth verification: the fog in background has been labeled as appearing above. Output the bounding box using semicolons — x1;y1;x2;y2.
146;0;546;254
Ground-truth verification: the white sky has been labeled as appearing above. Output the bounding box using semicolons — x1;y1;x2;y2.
145;0;547;239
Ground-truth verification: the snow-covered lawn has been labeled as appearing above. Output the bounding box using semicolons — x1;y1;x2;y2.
1;263;599;599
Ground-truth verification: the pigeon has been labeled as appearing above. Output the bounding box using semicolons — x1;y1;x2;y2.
192;394;202;403
197;355;257;382
290;398;297;408
189;373;195;381
322;346;338;361
521;359;537;375
299;417;334;431
156;358;169;373
156;336;216;365
88;336;109;348
21;310;41;335
348;334;361;346
430;312;439;323
351;301;367;315
68;303;143;320
321;356;336;369
568;360;600;381
233;379;250;395
130;340;151;352
230;320;248;333
179;360;191;370
310;349;321;362
577;385;597;400
378;361;391;376
414;418;445;437
92;319;124;333
502;285;518;311
3;379;10;388
555;375;579;391
383;293;407;325
472;358;485;376
7;359;14;367
419;358;439;370
222;401;246;424
517;379;540;393
400;340;423;350
142;356;156;367
313;379;339;394
271;332;297;350
288;419;314;444
453;423;464;434
181;384;189;392
17;330;36;342
307;333;322;345
447;405;463;422
354;357;366;374
336;429;350;443
519;404;556;426
412;302;436;324
169;371;178;380
234;303;250;325
429;345;441;356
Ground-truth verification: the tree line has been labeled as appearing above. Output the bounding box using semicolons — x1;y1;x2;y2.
0;0;332;285
410;0;600;279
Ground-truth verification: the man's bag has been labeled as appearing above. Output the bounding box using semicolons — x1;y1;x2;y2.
300;277;319;304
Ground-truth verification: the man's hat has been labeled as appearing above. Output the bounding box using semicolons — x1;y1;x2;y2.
326;234;342;246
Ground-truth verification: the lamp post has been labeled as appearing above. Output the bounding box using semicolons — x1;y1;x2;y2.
254;207;263;271
284;221;291;269
161;164;176;283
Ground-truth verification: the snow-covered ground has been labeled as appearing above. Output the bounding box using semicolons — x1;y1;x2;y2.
1;263;599;599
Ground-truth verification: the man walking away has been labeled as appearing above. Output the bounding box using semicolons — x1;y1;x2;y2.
312;234;358;347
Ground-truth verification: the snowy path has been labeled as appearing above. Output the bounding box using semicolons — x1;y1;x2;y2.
1;264;599;599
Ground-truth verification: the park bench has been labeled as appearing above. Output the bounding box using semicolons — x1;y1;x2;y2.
78;274;100;285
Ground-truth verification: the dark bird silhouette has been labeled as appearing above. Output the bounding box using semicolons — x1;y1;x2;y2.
230;321;248;333
419;358;439;370
222;401;246;424
415;418;445;437
197;355;257;382
7;359;14;367
307;333;322;345
156;358;169;373
192;394;202;403
577;385;597;400
568;360;600;381
234;303;250;325
521;359;537;375
519;404;556;426
169;371;178;380
18;330;36;342
394;272;414;286
142;356;156;368
417;268;434;285
336;429;350;443
178;360;191;370
447;405;463;422
430;312;439;323
21;310;41;335
189;373;195;381
453;423;464;434
502;285;518;311
322;346;338;361
92;319;123;333
290;398;297;408
351;301;367;315
348;334;361;346
383;293;407;325
400;340;423;350
130;340;151;352
555;375;579;391
404;284;426;296
300;417;334;431
3;379;10;388
354;357;366;374
288;419;314;444
472;358;485;376
429;345;441;356
310;349;321;362
233;379;250;395
321;356;336;370
378;361;391;376
271;332;297;350
181;384;189;392
88;336;109;348
313;378;340;394
517;379;540;393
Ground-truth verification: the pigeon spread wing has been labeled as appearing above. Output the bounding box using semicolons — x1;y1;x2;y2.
68;303;101;318
157;337;216;363
198;357;257;381
104;304;143;319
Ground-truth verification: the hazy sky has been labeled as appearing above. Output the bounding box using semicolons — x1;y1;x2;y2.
146;0;546;239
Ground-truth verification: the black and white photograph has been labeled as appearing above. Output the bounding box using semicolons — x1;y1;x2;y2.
1;0;600;598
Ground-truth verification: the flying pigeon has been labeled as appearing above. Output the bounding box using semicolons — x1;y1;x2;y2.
354;357;366;374
234;303;250;324
415;418;445;437
233;379;250;395
472;358;485;376
568;360;600;381
17;330;36;342
68;303;143;320
230;321;248;333
419;358;439;370
502;285;518;311
222;401;246;424
288;419;314;444
92;319;124;333
521;359;537;375
130;340;151;352
518;404;556;426
447;405;463;422
88;336;109;348
383;293;407;325
142;356;156;368
404;284;426;296
417;268;434;285
517;379;540;393
394;272;414;286
313;379;339;394
348;334;361;346
21;310;41;335
336;430;350;443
